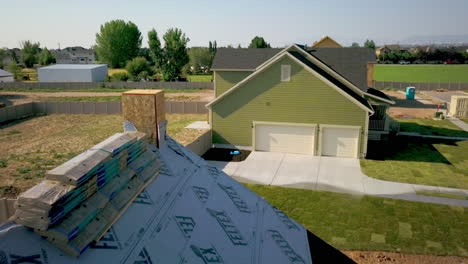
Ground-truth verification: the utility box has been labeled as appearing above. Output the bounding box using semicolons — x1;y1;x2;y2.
406;87;415;100
449;95;468;118
121;90;165;146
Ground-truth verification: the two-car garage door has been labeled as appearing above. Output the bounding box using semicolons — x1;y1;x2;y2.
255;123;316;155
254;122;360;158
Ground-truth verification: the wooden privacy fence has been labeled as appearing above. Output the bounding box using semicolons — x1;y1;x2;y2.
0;81;213;90
373;81;468;91
0;101;208;123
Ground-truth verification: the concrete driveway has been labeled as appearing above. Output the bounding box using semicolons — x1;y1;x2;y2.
207;151;468;207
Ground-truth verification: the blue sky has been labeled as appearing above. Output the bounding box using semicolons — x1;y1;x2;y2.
1;0;467;49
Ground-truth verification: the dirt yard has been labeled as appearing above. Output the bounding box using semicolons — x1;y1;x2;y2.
384;91;442;119
0;90;214;106
345;251;467;264
0;114;207;198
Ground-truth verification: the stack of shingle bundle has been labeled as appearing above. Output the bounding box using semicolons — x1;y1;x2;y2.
14;132;161;257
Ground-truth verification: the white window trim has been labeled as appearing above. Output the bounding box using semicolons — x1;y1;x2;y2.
281;64;291;82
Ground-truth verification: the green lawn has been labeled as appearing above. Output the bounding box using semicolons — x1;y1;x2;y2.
246;184;468;256
374;65;468;83
398;118;468;138
187;74;213;82
361;137;468;189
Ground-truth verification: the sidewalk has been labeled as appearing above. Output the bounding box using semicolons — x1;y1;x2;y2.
208;152;468;208
448;118;468;132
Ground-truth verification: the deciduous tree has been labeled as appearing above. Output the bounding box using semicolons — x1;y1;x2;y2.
363;39;376;50
38;48;56;65
21;41;40;68
248;36;271;48
95;20;142;68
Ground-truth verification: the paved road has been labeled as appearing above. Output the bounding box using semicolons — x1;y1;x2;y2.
208;152;468;207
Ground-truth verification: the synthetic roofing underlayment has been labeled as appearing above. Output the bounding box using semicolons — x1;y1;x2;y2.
0;135;353;263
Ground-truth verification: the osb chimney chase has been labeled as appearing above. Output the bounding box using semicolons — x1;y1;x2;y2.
122;90;166;146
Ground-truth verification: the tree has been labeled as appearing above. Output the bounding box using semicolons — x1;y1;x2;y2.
248;36;271;48
7;62;22;80
351;42;360;47
208;40;218;68
126;57;152;80
21;40;41;68
38;48;56;65
0;48;6;68
161;28;190;81
363;39;376;50
187;47;211;73
148;29;164;69
95;20;142;68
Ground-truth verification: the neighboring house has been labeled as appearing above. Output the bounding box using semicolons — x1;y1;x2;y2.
311;36;343;48
1;48;21;66
376;45;407;57
38;64;108;82
207;45;395;158
0;69;14;82
55;46;96;64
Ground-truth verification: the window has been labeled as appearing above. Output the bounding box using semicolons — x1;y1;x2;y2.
281;65;291;82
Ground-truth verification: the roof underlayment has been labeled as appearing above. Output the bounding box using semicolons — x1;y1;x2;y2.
0;136;355;263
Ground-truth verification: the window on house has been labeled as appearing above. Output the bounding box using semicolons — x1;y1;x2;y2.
281;65;291;82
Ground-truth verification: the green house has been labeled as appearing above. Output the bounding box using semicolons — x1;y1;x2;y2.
206;44;395;158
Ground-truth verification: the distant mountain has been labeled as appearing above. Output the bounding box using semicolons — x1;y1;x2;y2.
402;34;468;45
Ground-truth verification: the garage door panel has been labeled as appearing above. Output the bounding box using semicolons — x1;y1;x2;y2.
255;124;315;155
321;127;359;158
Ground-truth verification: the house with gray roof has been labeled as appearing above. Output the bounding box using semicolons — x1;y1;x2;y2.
207;44;395;158
0;69;14;82
55;46;96;64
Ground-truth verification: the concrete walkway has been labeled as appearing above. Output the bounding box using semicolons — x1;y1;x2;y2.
208;152;468;207
448;118;468;132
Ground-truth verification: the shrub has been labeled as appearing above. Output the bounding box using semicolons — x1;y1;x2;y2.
112;72;129;82
126;57;152;80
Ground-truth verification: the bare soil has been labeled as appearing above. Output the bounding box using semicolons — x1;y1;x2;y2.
344;251;467;264
0;90;214;105
384;91;440;119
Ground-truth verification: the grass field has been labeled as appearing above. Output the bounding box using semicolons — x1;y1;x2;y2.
361;137;468;189
246;184;467;256
0;114;207;198
374;65;468;83
108;68;128;76
398;118;468;138
187;74;213;82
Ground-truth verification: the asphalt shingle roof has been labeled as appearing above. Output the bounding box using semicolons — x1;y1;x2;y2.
211;46;376;92
211;48;283;70
288;51;373;112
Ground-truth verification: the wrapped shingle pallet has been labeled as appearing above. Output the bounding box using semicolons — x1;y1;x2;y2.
13;131;161;257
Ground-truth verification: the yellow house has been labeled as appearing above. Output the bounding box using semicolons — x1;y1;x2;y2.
312;36;343;48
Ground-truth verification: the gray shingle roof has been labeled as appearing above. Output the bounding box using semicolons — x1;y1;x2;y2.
288;51;373;112
211;48;282;70
211;46;376;92
307;47;376;92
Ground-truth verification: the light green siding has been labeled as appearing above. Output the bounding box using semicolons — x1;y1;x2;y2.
214;71;252;97
212;56;368;155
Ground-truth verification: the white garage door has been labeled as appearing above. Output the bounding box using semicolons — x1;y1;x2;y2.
255;123;316;155
321;127;360;158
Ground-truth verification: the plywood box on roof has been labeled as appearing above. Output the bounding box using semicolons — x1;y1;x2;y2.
122;89;165;146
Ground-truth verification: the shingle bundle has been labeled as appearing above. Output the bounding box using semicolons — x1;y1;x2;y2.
14;132;161;257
